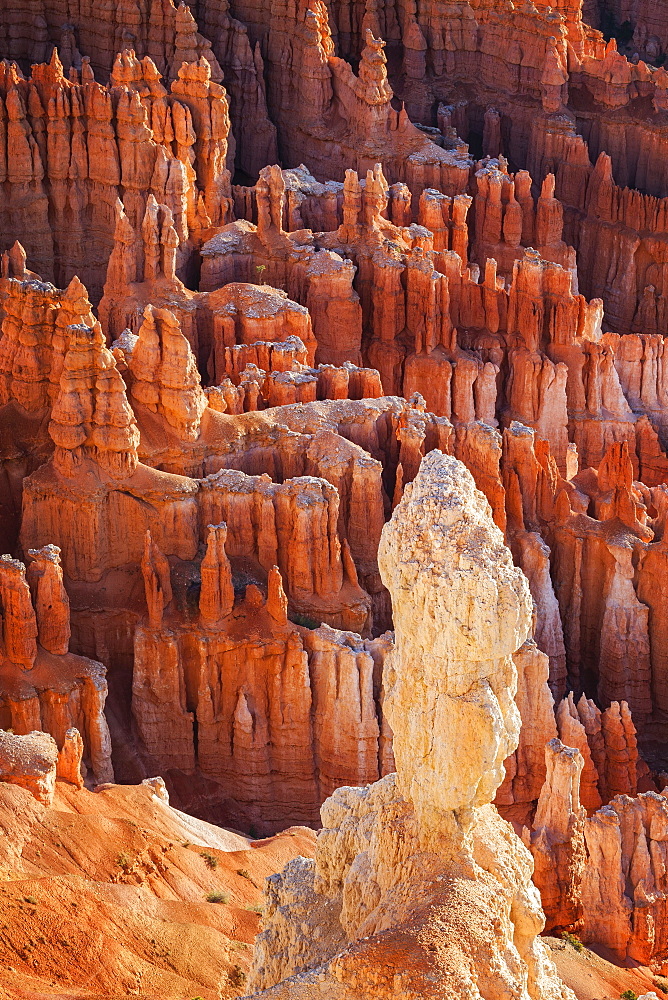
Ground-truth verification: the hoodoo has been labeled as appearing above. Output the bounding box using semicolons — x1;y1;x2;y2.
246;451;574;999
5;0;668;994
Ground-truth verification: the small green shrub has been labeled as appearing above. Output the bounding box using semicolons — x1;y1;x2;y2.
560;931;583;953
654;978;668;995
206;891;229;904
228;964;247;987
621;990;638;1000
116;852;132;872
247;903;263;914
200;851;218;870
237;869;252;880
289;612;320;629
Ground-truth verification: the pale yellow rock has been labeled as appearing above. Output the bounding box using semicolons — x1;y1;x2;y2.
246;452;575;1000
378;450;533;844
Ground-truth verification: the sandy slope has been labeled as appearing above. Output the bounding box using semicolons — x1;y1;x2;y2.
547;935;665;1000
0;780;315;999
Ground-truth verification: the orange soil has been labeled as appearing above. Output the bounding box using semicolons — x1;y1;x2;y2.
547;935;664;1000
0;780;316;999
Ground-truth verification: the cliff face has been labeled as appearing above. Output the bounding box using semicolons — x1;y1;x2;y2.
0;50;233;302
132;523;389;834
0;546;113;787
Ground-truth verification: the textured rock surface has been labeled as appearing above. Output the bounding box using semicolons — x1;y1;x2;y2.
530;739;586;934
246;452;574;1000
0;548;113;787
580;791;668;963
6;0;668;985
495;640;558;827
132;541;390;833
0;728;58;804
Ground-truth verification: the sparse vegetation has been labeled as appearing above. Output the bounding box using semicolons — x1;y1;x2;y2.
620;991;638;1000
206;891;229;904
247;903;263;914
289;612;320;629
23;896;37;905
654;978;668;995
116;852;132;872
256;264;267;281
228;964;247;987
200;851;218;870
560;931;583;953
237;868;252;880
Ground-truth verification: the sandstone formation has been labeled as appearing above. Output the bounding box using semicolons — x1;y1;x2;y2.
0;50;233;301
529;738;586;934
0;546;113;786
132;534;391;833
0;727;58;804
5;0;668;989
246;452;574;1000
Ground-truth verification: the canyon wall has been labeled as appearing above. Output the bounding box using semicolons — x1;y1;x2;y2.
4;0;668;985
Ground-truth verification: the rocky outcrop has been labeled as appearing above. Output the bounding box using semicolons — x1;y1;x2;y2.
0;51;233;301
495;640;558;827
529;739;586;934
246;451;574;1000
0;547;113;786
198;469;370;631
26;543;70;654
49;321;140;480
581;792;668;962
20;304;200;583
0;268;97;547
129;304;207;441
131;523;388;833
0;728;58;804
204;283;317;382
56;727;85;788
